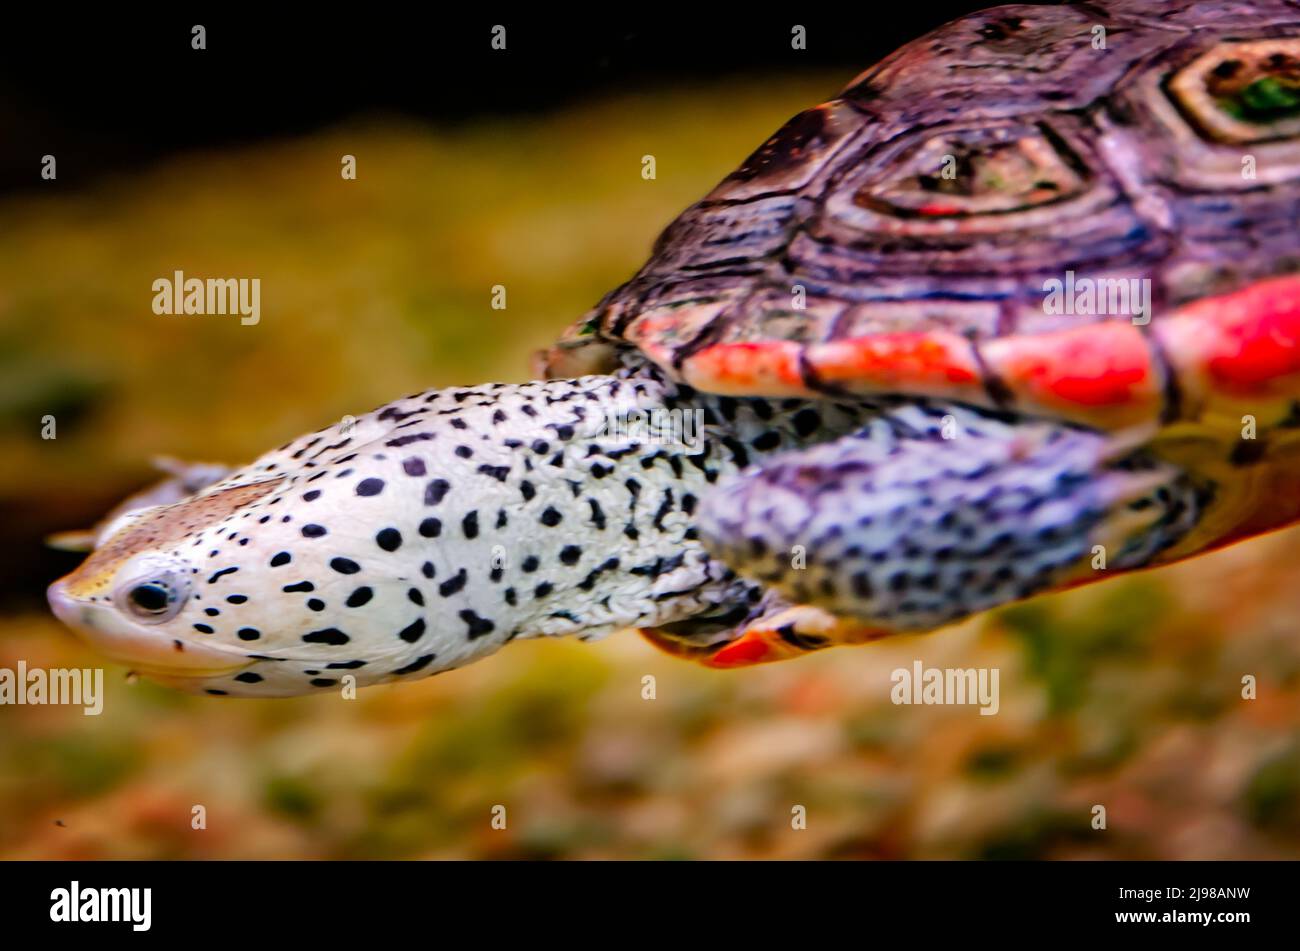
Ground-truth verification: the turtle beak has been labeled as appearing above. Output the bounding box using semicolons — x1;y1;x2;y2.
46;579;88;630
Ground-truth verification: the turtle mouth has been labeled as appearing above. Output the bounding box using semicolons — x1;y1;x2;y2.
46;579;258;678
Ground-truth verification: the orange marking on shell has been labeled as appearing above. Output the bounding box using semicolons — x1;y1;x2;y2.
681;341;811;396
60;479;282;599
982;322;1160;427
805;332;981;395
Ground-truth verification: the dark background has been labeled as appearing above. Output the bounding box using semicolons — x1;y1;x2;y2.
0;3;1041;196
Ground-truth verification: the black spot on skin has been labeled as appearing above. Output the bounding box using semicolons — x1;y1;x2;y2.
460;610;495;639
522;555;539;573
237;627;261;641
283;581;314;593
478;464;511;483
208;567;238;583
310;679;338;688
193;623;214;634
206;689;228;696
308;599;326;612
792;408;822;438
520;481;536;502
303;627;350;645
235;672;263;684
376;527;402;551
408;587;424;606
393;653;436;675
270;552;291;567
226;594;247;604
422;561;436;579
721;437;749;468
419;517;442;538
540;506;562;527
534;582;553;598
346;587;374;607
303;490;321;502
302;524;327;538
331;557;361;574
455;445;474;459
438;569;468;597
751;431;781;451
388;433;434;448
357;478;385;497
653;490;674;530
327;660;367;669
425;479;451;505
560;545;582;565
398;617;427;643
463;511;480;539
402;457;427;477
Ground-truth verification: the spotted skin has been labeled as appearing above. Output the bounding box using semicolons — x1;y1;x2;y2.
49;361;896;695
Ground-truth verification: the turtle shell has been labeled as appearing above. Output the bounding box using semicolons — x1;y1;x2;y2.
543;0;1300;430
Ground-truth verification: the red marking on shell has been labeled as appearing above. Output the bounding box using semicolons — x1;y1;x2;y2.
805;332;981;394
1178;275;1300;394
982;322;1160;426
680;341;810;396
916;202;963;217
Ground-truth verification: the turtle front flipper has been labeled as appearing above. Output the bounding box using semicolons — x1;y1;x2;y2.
693;407;1207;654
46;456;233;552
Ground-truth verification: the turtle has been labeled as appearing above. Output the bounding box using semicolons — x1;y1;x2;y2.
46;0;1300;696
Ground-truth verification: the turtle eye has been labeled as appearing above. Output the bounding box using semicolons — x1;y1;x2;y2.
129;584;170;613
115;573;189;624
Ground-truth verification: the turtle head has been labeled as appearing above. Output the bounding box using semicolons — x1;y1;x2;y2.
47;481;283;693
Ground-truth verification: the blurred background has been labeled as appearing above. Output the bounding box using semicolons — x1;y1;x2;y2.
1;5;1299;859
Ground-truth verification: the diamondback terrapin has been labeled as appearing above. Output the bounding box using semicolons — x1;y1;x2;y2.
49;0;1300;695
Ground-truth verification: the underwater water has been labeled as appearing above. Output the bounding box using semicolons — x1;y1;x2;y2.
2;75;1299;860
